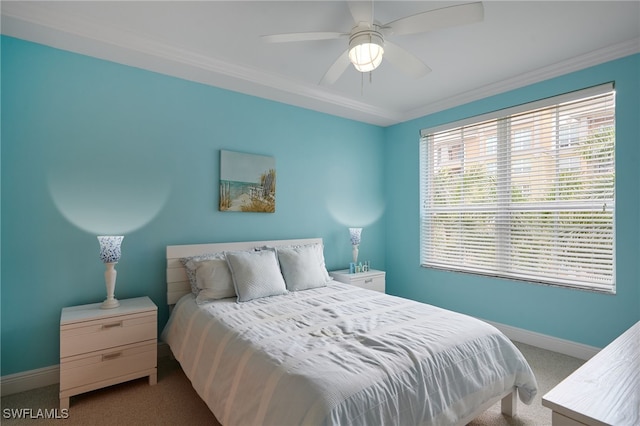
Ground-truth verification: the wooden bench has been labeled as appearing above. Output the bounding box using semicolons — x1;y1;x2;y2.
542;320;639;425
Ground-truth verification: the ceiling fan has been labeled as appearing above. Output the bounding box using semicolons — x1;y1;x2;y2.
262;1;484;85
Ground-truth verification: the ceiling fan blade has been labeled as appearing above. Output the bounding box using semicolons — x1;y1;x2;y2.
385;2;484;36
348;1;373;24
262;32;346;43
383;41;432;79
319;50;351;85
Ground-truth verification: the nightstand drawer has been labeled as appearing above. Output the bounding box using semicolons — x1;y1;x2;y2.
59;297;158;410
60;340;156;391
60;311;156;358
350;275;385;292
329;269;386;293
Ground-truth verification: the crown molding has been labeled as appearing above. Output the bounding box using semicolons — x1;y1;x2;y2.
1;2;401;126
2;2;638;127
403;37;640;123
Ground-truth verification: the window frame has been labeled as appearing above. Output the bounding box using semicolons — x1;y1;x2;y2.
419;83;616;293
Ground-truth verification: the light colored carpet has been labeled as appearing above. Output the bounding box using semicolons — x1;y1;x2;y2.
468;342;584;426
1;341;583;425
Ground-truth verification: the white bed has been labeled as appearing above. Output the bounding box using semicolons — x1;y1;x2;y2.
161;238;537;426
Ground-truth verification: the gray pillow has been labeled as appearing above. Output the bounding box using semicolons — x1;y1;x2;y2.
193;258;236;303
276;243;331;291
225;249;287;302
180;253;225;295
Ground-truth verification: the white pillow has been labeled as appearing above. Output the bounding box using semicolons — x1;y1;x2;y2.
181;253;225;294
276;243;331;291
194;258;236;303
225;249;287;302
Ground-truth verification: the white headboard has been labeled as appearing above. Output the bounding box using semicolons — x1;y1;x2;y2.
166;238;323;305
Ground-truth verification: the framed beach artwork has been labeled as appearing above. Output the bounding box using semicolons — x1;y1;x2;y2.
219;150;276;213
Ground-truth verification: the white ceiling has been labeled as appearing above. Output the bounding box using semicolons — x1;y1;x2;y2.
2;1;639;126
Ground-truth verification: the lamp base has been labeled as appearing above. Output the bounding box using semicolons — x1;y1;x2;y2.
101;298;120;309
102;262;120;309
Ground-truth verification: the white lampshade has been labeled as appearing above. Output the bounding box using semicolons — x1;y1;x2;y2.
98;236;124;263
349;227;362;246
349;31;384;72
97;235;124;309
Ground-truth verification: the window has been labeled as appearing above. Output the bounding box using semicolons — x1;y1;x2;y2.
558;117;585;148
486;137;497;155
420;84;615;292
513;129;532;150
512;159;531;174
559;157;581;172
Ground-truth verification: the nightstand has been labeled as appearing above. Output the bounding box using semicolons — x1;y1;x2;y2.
59;296;157;410
329;269;386;293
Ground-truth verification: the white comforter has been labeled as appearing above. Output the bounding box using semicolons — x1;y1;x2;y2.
162;283;537;426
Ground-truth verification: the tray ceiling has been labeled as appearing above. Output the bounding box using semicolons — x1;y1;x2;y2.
2;1;639;126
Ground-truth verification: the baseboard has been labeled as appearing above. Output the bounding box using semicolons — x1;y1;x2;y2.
484;319;600;360
0;365;60;397
1;326;597;397
1;342;172;397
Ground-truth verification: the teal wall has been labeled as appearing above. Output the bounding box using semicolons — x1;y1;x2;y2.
1;36;386;375
1;35;638;377
384;54;640;349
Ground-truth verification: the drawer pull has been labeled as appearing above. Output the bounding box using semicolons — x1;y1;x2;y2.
365;279;373;283
102;322;123;330
102;352;122;361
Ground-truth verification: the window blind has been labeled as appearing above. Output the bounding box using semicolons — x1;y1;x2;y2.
420;84;615;292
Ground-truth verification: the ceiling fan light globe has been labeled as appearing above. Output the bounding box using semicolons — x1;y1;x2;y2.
348;30;384;72
349;42;384;72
